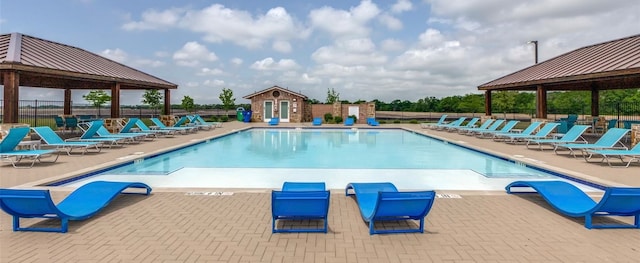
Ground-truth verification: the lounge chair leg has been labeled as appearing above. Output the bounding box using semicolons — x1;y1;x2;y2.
13;216;20;231
585;215;593;229
419;218;425;233
635;215;639;228
61;218;69;233
369;221;375;235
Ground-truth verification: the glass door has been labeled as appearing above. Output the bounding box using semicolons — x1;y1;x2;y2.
264;101;273;121
279;101;289;122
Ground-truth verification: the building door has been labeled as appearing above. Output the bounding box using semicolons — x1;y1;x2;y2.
264;101;274;122
348;106;359;120
279;100;289;122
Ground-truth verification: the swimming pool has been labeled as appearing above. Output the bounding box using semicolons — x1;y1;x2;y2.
61;128;601;191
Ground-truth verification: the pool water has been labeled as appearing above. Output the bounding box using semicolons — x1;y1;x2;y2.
62;128;600;191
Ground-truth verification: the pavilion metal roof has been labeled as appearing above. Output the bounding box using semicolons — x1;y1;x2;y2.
0;32;177;89
478;34;640;91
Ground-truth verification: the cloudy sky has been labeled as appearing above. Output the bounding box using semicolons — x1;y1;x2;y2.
1;0;639;105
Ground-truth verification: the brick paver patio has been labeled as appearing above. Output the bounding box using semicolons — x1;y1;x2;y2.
1;122;639;262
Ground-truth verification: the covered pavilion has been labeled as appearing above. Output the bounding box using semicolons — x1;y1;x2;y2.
478;34;640;119
0;32;177;123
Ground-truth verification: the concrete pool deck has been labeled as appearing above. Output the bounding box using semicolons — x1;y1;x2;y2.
1;122;639;262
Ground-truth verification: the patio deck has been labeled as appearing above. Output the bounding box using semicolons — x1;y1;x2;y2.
1;122;639;262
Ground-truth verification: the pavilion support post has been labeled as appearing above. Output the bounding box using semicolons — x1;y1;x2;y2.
484;90;492;116
64;88;72;115
111;83;120;118
164;89;171;115
3;71;20;123
591;84;599;117
536;85;547;119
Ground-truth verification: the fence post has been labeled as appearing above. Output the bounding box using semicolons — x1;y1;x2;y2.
616;103;621;128
34;100;38;126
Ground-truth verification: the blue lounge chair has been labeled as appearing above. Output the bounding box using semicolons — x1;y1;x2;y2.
457;119;494;134
367;117;380;126
506;180;640;229
131;118;176;137
498;122;559;144
492;121;542;141
54;116;65;132
269;117;280;126
119;118;158;139
421;114;447;129
435;117;466;130
345;182;436;235
478;120;519;138
584;142;640;167
0;181;152;233
282;182;326;191
344;117;354;126
312;117;322;126
463;119;505;135
553;128;629;157
447;117;479;132
185;115;213;130
272;182;330;233
95;126;147;143
31;126;102;155
193;114;222;128
0;127;60;168
150;118;197;133
526;125;590;151
75;120;128;147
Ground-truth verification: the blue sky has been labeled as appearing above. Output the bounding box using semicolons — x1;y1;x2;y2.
1;0;639;105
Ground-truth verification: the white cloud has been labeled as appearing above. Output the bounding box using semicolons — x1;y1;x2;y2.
380;39;404;51
230;58;243;66
309;0;380;38
134;59;165;68
122;8;185;30
100;48;128;63
203;79;225;86
173;41;218;67
391;0;413;14
311;38;387;66
180;5;303;51
198;67;224;76
272;40;292;53
378;13;403;30
250;58;300;71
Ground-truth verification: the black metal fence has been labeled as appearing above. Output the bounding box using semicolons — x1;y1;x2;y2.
0;100;237;128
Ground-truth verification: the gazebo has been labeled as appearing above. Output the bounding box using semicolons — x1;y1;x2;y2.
478;34;640;119
0;32;178;123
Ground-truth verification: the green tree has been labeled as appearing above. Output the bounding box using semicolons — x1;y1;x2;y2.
458;94;484;113
219;88;236;111
326;88;340;104
181;95;195;113
142;89;163;117
493;91;517;117
82;90;111;117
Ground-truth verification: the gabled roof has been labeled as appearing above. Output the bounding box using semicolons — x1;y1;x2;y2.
479;34;640;91
243;85;308;99
0;32;177;89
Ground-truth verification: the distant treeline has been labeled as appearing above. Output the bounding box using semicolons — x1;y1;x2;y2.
323;90;640;115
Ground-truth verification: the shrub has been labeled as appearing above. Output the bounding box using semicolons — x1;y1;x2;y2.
221;115;229;122
409;119;418;124
348;115;357;123
393;120;401;124
323;113;333;122
334;116;343;123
